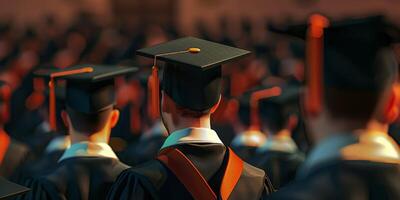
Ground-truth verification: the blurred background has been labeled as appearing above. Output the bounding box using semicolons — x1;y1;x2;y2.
1;0;400;157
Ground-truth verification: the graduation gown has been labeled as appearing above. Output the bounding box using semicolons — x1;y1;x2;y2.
13;136;70;184
267;131;400;200
252;135;304;188
20;142;129;200
108;143;274;199
107;127;273;199
119;134;166;166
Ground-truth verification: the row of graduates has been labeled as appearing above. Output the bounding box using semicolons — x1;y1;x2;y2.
0;13;400;199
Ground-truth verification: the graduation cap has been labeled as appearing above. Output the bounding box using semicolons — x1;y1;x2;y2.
261;86;301;132
0;81;11;123
136;37;251;119
237;86;282;130
269;14;400;115
34;65;138;131
0;177;30;199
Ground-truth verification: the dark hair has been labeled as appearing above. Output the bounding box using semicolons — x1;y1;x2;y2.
174;102;212;118
324;88;381;121
66;106;113;134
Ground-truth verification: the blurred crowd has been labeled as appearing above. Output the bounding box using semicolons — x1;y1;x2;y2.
0;12;310;154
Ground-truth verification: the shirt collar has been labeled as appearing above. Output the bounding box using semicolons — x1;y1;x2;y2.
59;141;118;162
257;132;298;153
45;136;71;153
161;127;223;150
231;130;267;148
298;131;400;179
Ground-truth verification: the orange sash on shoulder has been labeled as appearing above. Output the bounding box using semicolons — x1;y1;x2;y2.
0;130;10;165
157;147;243;200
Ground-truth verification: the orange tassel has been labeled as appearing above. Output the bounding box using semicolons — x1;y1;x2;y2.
0;84;11;123
0;129;10;165
148;66;160;120
249;87;282;131
305;14;329;116
48;67;94;131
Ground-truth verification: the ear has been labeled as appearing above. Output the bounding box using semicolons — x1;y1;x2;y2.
210;95;222;114
109;109;120;128
382;87;399;124
161;91;174;113
286;114;299;131
61;110;70;128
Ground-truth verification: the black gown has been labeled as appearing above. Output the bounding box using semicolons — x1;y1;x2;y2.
267;159;400;200
0;139;32;178
119;134;166;166
12;150;65;184
19;157;129;200
107;143;275;200
267;132;400;200
252;150;304;188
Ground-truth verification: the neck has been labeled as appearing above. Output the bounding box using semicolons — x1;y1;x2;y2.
311;112;367;143
70;128;111;144
169;115;211;134
366;119;388;133
275;129;291;138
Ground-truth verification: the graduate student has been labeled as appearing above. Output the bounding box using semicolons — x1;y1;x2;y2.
230;86;281;162
267;14;400;200
252;86;304;189
107;37;274;200
0;81;32;178
14;75;70;184
20;65;137;200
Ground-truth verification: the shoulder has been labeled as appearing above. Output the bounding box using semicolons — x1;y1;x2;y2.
19;177;63;200
107;160;163;200
242;162;265;178
120;159;167;190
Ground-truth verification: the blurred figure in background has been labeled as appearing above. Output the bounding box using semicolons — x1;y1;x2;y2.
268;15;400;200
253;86;304;189
0;81;32;178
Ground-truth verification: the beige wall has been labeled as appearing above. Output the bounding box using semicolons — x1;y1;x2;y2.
0;0;113;27
177;0;400;34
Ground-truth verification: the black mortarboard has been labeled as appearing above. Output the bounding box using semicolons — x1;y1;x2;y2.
270;14;400;114
35;65;138;130
270;15;400;90
0;177;30;199
261;86;301;132
237;86;282;131
137;37;251;114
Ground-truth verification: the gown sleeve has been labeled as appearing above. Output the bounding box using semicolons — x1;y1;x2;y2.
107;169;156;200
15;178;63;200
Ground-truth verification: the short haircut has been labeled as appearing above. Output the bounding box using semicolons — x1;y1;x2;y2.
66;106;113;134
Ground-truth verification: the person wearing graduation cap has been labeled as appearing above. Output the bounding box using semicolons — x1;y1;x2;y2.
13;72;71;185
252;86;304;189
230;86;281;162
266;14;400;200
19;65;137;200
107;37;275;200
0;81;32;179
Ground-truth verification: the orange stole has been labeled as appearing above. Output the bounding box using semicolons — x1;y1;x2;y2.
157;147;243;200
0;130;10;165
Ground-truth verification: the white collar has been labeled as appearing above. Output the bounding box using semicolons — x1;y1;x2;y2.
45;136;71;153
231;130;267;148
59;141;118;162
161;127;223;150
257;133;298;153
298;131;400;178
